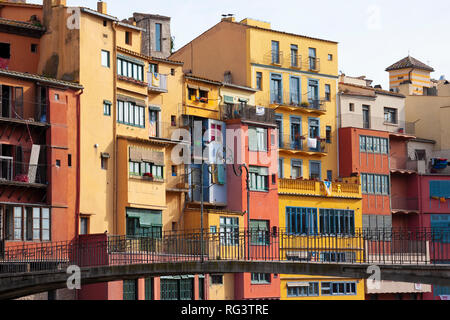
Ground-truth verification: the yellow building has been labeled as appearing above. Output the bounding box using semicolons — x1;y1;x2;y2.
171;16;364;300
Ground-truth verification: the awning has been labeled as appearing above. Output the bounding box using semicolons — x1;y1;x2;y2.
199;86;210;92
129;147;164;165
126;208;162;227
187;84;199;90
149;105;161;111
287;282;310;288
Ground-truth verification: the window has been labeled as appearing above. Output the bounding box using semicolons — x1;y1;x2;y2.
270;73;282;103
319;209;355;235
5;206;50;241
309;161;321;180
211;275;223;285
349;103;354;112
0;42;11;59
126;208;162;238
117;100;145;127
103;100;111;116
68;154;72;167
325;84;331;101
287;282;319;297
251;273;271;284
80;216;89;235
362;105;370;128
199;89;208;102
291;160;302;179
308;80;319;107
328;54;333;61
360;136;388;154
219;217;239;246
210;226;217;233
278;158;284;179
56;159;61;167
384;107;398;124
249;166;269;191
103;20;107;27
256;72;262;90
327;170;332;181
101;50;110;67
129;161;164;180
290;77;300;105
309;48;317;70
123;280;138;300
161;277;194;301
290;44;298;67
31;44;38;53
271;40;280;64
117;58;144;82
321;282;357;296
286;207;318;235
101;157;108;170
145;278;154;300
155;23;162;52
125;31;132;45
326;126;332;143
198;276;205;300
248;127;267;152
361;173;390;195
249;220;269;245
171;115;177;127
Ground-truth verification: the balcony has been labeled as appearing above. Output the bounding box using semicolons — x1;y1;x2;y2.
149;120;188;143
289;54;302;69
269;92;327;114
340;114;416;135
148;72;168;92
279;177;361;199
390;155;426;174
264;50;284;65
279;134;329;155
391;196;419;214
166;173;189;192
220;104;276;125
306;57;320;72
0;156;47;187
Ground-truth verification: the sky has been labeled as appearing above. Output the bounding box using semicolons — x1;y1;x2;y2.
28;0;450;88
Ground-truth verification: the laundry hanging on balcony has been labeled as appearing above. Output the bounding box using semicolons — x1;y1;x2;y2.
323;181;332;196
152;73;160;87
256;106;265;116
307;138;317;149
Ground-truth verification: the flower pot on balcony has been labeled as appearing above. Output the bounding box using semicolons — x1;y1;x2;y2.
300;102;310;107
143;173;154;181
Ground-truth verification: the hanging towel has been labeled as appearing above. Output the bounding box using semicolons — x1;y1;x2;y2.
323;181;332;196
152;73;160;87
307;138;317;149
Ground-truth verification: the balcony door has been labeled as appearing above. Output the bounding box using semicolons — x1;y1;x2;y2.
149;109;159;137
290;117;302;150
271;41;280;64
270;74;282;104
308;118;320;151
362;105;370;129
309;48;316;70
308;80;319;108
290;77;300;105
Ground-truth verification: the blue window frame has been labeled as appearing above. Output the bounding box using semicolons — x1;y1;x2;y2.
290;76;300;105
309;160;321;180
287;282;319;297
270;73;282;104
286;207;318;235
271;41;280;64
319;209;355;236
251;273;271;284
278;157;284;179
321;282;357;296
275;113;283;147
362;173;389;195
308;118;320;151
290;116;302;150
155;23;162;52
430;181;450;198
308;79;319;107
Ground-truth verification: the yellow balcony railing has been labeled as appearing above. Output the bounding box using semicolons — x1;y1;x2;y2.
279;178;361;198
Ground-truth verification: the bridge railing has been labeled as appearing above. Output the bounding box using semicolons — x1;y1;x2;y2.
0;228;449;274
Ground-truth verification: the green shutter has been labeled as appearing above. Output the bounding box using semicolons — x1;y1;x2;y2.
218;164;225;185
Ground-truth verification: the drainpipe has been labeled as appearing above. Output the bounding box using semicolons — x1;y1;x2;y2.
336;79;340;178
112;22;118;235
75;89;83;240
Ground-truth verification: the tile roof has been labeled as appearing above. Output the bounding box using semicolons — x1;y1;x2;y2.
0;69;83;90
386;56;434;72
117;46;184;65
184;74;222;86
0;17;45;31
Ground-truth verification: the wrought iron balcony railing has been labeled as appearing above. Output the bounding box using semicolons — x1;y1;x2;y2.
0;156;47;185
278;134;329;153
220;104;276;124
148;72;168;92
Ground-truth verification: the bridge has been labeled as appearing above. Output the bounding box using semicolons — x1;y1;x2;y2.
1;229;449;299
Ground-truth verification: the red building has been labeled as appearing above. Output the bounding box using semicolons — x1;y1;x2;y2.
0;0;82;253
225;104;280;300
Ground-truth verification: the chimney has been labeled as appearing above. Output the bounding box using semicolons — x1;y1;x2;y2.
97;1;107;14
54;0;66;5
221;14;235;22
